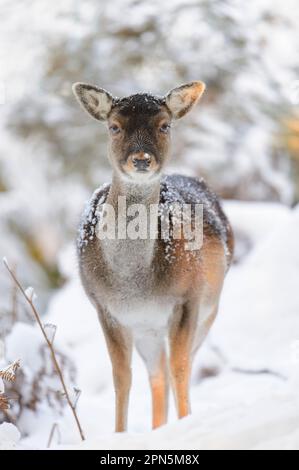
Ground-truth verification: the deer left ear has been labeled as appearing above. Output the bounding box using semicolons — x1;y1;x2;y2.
72;82;113;121
165;81;206;119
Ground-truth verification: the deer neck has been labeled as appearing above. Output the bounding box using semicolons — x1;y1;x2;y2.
107;173;161;207
103;173;161;273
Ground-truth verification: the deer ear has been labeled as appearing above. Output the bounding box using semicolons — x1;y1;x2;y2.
72;82;113;121
165;81;206;119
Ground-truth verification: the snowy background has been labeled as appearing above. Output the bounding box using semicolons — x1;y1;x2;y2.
0;0;299;450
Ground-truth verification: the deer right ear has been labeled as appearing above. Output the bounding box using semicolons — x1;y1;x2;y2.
165;81;206;119
72;83;113;121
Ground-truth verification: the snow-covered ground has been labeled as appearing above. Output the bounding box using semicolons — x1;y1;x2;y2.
1;200;299;450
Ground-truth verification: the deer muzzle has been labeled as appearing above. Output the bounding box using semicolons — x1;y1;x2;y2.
132;152;152;172
121;151;160;181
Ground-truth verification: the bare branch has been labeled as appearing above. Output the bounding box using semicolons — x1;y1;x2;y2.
3;258;85;441
47;422;61;448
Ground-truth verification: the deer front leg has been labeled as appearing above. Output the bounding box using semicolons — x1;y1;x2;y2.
135;336;169;429
149;348;168;429
169;302;198;419
99;310;133;432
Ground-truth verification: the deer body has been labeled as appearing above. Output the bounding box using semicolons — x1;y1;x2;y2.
73;81;234;432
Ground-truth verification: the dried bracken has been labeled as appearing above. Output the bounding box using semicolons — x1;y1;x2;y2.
0;358;20;415
3;258;85;441
0;360;21;382
0;340;76;425
0;394;10;411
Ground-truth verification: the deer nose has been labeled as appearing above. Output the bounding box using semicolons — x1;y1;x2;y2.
132;152;152;171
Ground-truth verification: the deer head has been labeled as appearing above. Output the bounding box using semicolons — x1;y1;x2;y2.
72;81;205;183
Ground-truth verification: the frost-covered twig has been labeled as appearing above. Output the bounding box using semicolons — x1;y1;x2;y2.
3;258;85;441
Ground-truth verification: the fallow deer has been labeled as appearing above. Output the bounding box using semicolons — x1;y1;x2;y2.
72;81;234;432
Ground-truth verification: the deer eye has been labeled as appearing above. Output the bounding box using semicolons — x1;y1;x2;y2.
159;123;171;134
109;124;121;135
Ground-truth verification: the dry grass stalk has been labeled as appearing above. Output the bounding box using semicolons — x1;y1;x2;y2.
11;264;18;323
3;258;85;441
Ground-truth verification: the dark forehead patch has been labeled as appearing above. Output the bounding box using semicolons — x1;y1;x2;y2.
112;93;166;117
